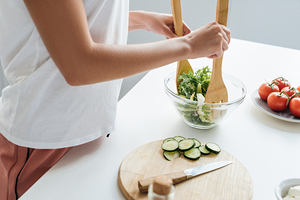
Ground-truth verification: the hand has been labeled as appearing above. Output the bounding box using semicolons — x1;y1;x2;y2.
185;22;231;59
129;11;191;39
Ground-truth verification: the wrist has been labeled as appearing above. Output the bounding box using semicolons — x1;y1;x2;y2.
177;36;192;60
129;11;147;32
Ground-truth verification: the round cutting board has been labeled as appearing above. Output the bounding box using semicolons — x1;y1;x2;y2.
118;140;253;200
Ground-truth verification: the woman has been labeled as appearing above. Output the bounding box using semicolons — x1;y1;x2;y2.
0;0;230;199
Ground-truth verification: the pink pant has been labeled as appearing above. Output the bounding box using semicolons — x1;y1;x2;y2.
0;134;71;200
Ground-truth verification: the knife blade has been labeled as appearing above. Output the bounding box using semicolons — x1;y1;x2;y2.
138;160;233;193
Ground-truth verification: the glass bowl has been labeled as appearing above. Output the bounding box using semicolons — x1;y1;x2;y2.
164;70;247;129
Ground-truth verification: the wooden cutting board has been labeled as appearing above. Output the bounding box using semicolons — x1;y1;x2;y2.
118;140;253;200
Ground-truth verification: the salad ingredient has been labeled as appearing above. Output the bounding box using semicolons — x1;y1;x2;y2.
281;87;297;98
258;82;279;101
176;66;216;126
177;66;211;101
283;185;300;200
163;138;177;144
272;77;291;90
173;136;185;142
267;92;289;112
257;77;300;117
192;138;201;148
183;147;201;160
163;150;181;161
161;136;221;161
161;140;179;151
199;145;211;155
289;97;300;117
205;142;221;154
178;139;195;151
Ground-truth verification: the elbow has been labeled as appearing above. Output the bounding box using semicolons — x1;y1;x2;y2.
58;64;87;87
62;70;89;86
64;77;83;86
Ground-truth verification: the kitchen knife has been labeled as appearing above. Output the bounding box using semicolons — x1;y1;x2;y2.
138;160;233;193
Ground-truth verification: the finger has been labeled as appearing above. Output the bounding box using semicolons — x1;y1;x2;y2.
220;25;231;44
207;54;220;59
222;37;229;51
163;25;178;39
219;29;229;45
182;23;191;36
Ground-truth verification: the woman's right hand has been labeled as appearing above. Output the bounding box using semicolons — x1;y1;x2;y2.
184;21;231;59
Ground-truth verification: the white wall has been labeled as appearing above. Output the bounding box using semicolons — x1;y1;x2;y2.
119;0;300;99
127;0;300;50
1;1;299;97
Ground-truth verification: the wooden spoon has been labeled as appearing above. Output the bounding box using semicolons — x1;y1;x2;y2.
205;0;229;103
171;0;194;93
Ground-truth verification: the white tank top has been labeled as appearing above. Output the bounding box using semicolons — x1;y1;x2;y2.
0;0;129;148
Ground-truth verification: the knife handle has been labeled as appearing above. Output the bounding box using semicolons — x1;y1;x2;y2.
138;171;187;193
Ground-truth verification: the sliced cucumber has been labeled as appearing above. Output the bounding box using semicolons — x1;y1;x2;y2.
173;136;185;142
163;150;181;161
199;145;211;155
163;137;176;143
192;138;201;148
183;147;201;160
161;140;179;151
178;139;195;151
205;142;221;154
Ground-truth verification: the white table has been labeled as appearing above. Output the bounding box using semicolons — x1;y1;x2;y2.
20;39;300;200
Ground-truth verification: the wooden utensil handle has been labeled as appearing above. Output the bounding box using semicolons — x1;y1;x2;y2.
138;171;187;193
214;0;229;63
216;0;229;26
171;0;184;37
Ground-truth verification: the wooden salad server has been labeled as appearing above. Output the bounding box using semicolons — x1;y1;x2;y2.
171;0;194;93
204;0;229;103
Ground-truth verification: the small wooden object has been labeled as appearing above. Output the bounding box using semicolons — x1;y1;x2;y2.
205;0;229;103
171;0;193;92
152;175;173;195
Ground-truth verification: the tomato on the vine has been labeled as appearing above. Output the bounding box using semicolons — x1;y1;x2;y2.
281;87;297;98
267;92;289;112
258;83;279;101
272;77;291;90
289;97;300;117
297;85;300;92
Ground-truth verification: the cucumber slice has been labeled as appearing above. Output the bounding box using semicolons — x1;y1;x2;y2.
163;150;181;161
178;139;195;151
161;140;179;151
163;138;176;143
183;147;201;160
205;142;221;154
199;145;211;155
192;138;201;148
173;136;185;142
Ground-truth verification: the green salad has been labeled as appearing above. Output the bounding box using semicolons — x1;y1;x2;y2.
176;66;213;125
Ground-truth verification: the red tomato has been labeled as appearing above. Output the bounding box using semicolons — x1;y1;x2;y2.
258;83;280;101
272;77;291;90
289;97;300;117
267;92;289;112
281;87;297;98
297;85;300;92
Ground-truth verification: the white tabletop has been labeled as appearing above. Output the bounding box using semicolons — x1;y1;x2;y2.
20;39;300;200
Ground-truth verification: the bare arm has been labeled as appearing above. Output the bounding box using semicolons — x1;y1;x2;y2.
23;0;230;86
128;11;191;39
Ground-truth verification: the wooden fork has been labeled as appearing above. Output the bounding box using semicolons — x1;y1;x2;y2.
171;0;194;93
